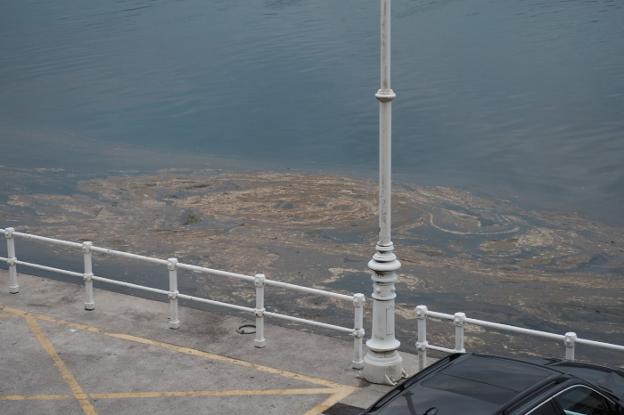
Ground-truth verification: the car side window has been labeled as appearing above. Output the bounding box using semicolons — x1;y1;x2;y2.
553;386;615;415
527;401;563;415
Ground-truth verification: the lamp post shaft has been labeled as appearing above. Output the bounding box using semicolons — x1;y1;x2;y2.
377;0;395;246
362;0;405;385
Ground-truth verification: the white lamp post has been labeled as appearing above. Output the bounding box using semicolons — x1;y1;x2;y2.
361;0;406;385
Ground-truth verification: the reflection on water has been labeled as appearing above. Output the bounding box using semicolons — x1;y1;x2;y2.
1;0;624;224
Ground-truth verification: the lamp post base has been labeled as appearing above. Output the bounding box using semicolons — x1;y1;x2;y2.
362;245;406;385
362;347;404;385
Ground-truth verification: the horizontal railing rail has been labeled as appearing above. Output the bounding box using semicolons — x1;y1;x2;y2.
414;305;624;370
1;227;366;369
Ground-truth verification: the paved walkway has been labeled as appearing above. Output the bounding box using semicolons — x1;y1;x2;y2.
0;272;421;415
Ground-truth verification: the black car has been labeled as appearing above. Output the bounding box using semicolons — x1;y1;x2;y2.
361;353;624;415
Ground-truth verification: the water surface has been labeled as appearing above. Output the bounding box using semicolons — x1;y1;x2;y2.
1;0;623;224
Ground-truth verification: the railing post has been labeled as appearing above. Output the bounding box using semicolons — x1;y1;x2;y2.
82;241;95;310
454;312;466;353
352;293;365;369
167;258;180;329
564;332;577;361
416;305;428;371
5;227;19;294
254;273;266;348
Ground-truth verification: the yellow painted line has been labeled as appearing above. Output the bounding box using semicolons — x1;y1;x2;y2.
108;332;344;389
24;316;99;415
5;305;359;413
3;306;348;390
90;387;337;400
304;386;356;415
0;388;337;402
0;306;17;319
0;394;71;401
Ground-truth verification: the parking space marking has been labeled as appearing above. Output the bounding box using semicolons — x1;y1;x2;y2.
24;315;99;415
89;387;337;399
1;306;357;414
0;394;70;401
3;306;347;389
304;386;356;415
0;389;336;401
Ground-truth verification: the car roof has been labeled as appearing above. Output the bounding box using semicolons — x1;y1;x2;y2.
366;353;624;415
422;353;561;403
366;353;564;415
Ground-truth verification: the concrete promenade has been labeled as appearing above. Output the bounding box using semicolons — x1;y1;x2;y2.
0;271;421;415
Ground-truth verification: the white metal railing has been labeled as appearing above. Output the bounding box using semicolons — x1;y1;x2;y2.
414;305;624;370
0;227;366;369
